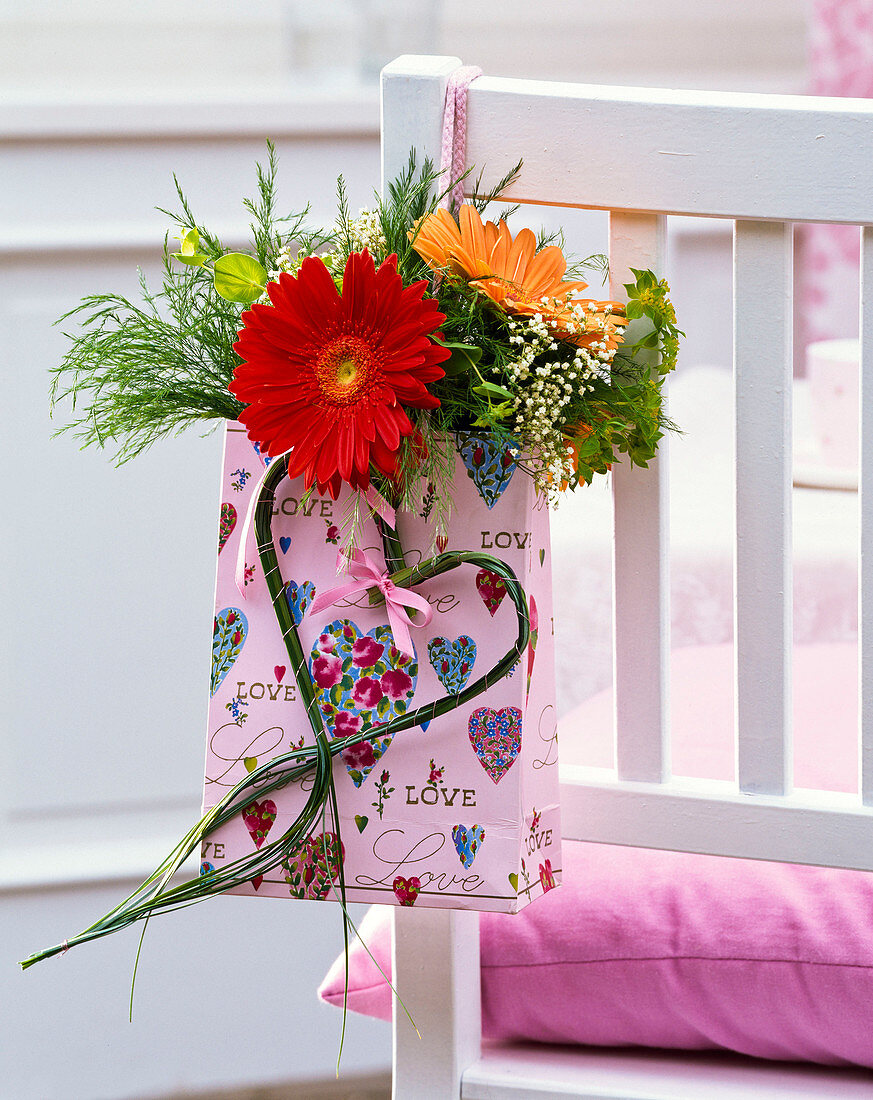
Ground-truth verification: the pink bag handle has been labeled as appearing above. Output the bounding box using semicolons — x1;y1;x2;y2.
439;65;482;211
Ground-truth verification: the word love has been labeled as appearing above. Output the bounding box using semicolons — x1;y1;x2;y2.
405;786;477;807
480;530;531;550
356;829;483;895
200;842;226;859
270;495;335;519
235;680;297;703
524;828;554;856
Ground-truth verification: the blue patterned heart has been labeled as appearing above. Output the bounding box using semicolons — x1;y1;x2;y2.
211;607;248;696
284;580;316;626
252;441;273;467
452;824;486;869
310;619;418;786
456;433;517;509
428;635;477;693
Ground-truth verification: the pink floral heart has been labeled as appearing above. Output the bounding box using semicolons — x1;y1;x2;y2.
475;568;507;616
282;832;344;900
468;706;522;784
539;859;557;893
393;875;421;906
242;798;277;891
525;594;538;703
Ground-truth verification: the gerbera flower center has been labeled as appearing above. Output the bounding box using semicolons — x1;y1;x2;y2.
315;335;377;405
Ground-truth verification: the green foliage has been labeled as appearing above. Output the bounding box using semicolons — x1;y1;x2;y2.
51;144;327;462
622;267;684;374
50;255;245;464
212;253;267;304
376;152;447;283
50;143;680;498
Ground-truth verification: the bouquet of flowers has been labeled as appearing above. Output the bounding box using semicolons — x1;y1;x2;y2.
23;146;679;972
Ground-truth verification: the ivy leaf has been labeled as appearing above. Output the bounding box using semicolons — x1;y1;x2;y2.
440;342;483;376
213;253;268;304
172;227;208;268
473;381;514;401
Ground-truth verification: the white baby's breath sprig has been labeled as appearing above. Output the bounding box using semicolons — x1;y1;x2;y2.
499;309;620;502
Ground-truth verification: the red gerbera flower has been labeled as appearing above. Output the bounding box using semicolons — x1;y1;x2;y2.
229;249;449;498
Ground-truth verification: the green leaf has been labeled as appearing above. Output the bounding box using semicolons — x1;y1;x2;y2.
171;228;208;267
441;342;483;376
213;253;268;304
171;251;208;267
624;300;644;320
473;381;514;401
178;228;200;255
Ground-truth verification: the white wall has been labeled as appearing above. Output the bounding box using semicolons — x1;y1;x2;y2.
1;0;809;98
1;99;395;1100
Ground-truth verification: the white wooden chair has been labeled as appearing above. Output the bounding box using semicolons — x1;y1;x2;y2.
381;56;873;1099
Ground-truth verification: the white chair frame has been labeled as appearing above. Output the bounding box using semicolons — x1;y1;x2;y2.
381;56;873;1099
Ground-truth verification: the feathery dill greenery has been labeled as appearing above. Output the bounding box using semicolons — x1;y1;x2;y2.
50;142;326;464
50;256;245;464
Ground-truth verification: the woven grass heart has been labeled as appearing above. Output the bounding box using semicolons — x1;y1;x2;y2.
20;461;535;966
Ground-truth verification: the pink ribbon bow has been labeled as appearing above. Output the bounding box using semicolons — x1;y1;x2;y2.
308;548;432;659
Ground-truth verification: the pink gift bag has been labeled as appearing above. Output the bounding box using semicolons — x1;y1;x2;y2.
202;422;560;913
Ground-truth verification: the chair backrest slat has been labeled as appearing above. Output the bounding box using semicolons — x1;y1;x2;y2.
466;80;873;224
609;212;671;784
860;225;873;806
733;219;794;796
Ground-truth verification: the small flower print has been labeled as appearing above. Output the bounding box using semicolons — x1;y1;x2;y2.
426;758;445;788
312;654;343;689
342;739;376;771
352;676;383;708
371;768;394;820
334;711;363;737
324;521;340;544
352;635;385;667
230;467;252;492
243;562;256;587
420;481;436;520
225;696;248;726
539;859;557;893
381;669;412;701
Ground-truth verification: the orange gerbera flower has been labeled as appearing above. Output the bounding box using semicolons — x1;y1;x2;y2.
412;204;627;349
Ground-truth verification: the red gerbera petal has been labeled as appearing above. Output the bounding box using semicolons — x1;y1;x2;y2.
230;250;446;494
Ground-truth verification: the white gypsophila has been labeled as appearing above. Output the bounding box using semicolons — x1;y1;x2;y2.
267;246;294;281
500;310;617;503
346;208;388;258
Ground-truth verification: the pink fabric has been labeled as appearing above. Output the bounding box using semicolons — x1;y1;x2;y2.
319;643;873;1067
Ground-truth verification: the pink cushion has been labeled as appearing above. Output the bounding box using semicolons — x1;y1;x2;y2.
319;644;873;1067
